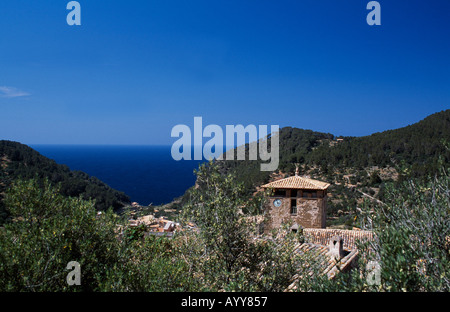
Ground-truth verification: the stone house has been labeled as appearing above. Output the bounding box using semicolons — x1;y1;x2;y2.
262;168;330;232
260;168;376;286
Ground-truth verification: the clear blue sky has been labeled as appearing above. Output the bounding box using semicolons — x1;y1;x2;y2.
1;0;449;145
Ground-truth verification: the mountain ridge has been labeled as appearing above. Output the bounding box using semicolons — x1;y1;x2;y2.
0;140;130;224
1;110;449;227
211;109;450;227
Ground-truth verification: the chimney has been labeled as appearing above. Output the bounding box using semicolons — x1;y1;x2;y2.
328;236;344;260
295;163;299;177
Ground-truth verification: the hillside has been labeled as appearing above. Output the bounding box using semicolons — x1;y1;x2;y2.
0;140;130;224
308;109;450;175
214;109;450;228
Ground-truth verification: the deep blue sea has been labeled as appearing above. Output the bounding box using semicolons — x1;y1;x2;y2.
31;145;204;206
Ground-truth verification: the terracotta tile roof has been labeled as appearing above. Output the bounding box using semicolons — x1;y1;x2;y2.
286;229;374;290
288;242;359;290
262;176;330;190
296;243;358;277
303;228;374;250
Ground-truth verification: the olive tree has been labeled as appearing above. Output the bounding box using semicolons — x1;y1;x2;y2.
180;161;300;291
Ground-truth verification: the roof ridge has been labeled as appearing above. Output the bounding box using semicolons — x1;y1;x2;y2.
262;175;330;190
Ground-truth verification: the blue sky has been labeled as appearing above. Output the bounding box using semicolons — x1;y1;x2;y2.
1;0;449;145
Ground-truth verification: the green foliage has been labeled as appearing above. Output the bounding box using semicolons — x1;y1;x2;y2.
181;161;300;291
0;178;121;291
361;171;450;291
0;178;200;292
101;235;200;292
306;169;450;292
1;164;448;292
123;224;148;243
0;173;301;292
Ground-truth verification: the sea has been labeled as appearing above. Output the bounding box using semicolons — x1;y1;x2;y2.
31;145;204;206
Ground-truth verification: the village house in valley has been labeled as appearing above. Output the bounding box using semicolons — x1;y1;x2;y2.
129;213;178;238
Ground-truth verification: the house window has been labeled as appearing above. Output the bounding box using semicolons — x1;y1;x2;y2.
274;189;286;197
302;190;319;198
290;199;297;215
291;189;298;197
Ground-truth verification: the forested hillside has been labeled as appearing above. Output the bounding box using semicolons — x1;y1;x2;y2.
0;140;130;224
215;110;450;227
308;109;450;176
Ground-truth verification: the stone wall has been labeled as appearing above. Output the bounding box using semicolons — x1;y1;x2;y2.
265;194;327;232
296;198;326;228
